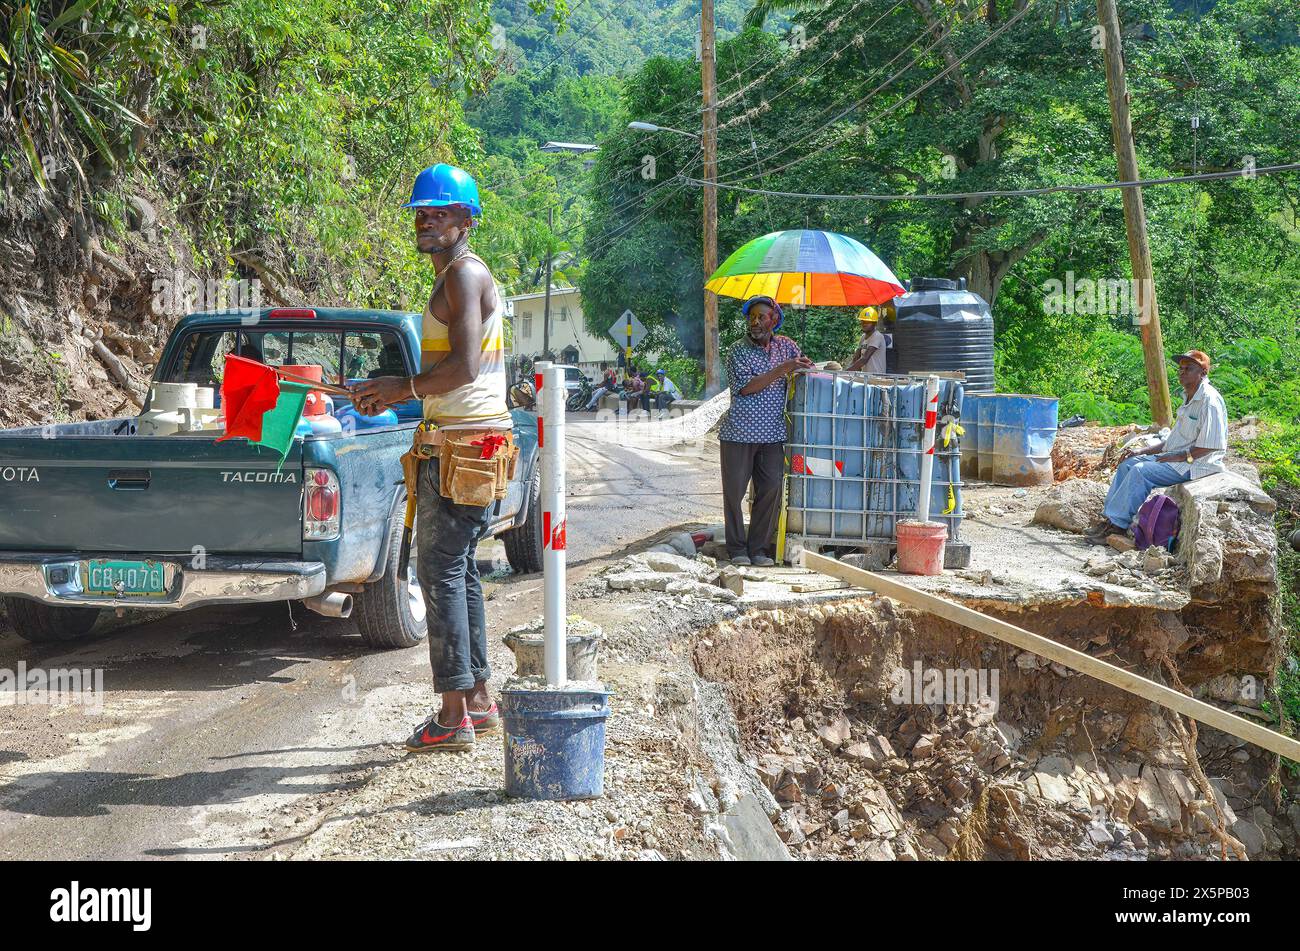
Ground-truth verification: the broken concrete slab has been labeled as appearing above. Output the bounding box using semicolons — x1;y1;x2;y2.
642;551;699;573
1167;471;1278;600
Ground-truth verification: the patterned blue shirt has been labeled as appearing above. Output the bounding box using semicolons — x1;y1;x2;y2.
719;334;802;444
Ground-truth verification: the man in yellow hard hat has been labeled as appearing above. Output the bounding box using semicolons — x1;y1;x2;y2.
846;306;887;374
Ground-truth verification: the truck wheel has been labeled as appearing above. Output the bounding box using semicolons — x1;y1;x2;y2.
503;467;544;575
2;597;101;643
352;496;427;650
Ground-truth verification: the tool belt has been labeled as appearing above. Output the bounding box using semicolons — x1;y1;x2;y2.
404;422;519;508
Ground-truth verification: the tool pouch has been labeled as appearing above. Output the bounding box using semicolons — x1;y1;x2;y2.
438;430;517;506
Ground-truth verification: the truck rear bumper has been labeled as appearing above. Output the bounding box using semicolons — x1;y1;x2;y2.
0;554;327;611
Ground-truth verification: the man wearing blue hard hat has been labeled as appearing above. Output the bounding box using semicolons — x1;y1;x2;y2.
352;163;514;754
718;295;812;566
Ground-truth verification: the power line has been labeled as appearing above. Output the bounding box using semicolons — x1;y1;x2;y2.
716;1;910;135
679;161;1300;200
713;0;888;112
579;155;703;259
710;0;982;177
718;1;1039;185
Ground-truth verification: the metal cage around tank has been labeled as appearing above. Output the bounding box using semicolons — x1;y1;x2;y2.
784;368;965;550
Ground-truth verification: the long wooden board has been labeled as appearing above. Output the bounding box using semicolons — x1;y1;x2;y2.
800;551;1300;762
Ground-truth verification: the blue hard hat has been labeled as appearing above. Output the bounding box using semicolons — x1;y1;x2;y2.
403;163;482;217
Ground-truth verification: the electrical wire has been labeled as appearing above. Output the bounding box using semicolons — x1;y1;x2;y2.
709;0;983;176
717;1;1039;185
679;161;1300;200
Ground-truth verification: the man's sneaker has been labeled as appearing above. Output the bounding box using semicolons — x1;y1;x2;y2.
405;713;475;753
751;555;776;567
731;555;752;566
468;701;500;734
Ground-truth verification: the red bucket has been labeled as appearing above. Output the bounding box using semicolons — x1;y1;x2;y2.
896;520;947;576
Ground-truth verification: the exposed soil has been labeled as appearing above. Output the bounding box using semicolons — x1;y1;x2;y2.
693;596;1299;860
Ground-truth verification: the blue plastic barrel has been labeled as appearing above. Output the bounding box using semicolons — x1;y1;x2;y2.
502;688;610;800
992;395;1059;486
962;393;984;480
976;394;995;482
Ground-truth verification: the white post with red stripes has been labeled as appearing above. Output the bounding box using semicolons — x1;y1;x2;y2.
916;375;940;524
539;363;567;686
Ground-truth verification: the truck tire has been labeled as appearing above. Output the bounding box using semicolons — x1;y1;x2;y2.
352;494;428;650
2;597;101;643
503;467;544;575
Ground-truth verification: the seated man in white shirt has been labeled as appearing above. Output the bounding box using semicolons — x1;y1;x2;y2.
1087;350;1228;545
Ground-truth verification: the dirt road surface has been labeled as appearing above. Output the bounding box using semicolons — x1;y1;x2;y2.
0;418;722;860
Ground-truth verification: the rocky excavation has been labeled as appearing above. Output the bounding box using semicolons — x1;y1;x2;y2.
566;425;1296;861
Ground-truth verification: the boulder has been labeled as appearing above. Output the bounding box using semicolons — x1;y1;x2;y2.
1031;479;1109;534
1166;471;1277;600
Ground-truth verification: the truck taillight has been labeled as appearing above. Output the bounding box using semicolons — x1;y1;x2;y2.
304;468;340;539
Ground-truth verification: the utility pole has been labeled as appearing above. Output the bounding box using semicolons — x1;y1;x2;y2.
543;205;554;359
701;0;720;395
1097;0;1172;426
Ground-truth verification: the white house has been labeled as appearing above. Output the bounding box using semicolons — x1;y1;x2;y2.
505;285;621;379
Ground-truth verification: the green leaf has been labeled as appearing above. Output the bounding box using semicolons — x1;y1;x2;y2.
56;83;117;164
18;119;47;190
50;0;99;32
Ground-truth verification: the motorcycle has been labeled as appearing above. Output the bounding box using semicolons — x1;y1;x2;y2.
566;375;594;412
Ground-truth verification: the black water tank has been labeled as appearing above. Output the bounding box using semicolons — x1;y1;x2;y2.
892;277;994;392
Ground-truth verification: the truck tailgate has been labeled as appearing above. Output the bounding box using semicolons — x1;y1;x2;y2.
0;434;304;555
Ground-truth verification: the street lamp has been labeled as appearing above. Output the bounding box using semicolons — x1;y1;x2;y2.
628;117;717;395
627;121;698;139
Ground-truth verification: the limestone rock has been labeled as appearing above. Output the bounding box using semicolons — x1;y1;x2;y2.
605;571;673;592
643;551;697;573
1166;471;1277;599
1031;479;1109;534
709;567;744;596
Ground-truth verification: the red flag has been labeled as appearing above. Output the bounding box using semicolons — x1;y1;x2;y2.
217;355;282;443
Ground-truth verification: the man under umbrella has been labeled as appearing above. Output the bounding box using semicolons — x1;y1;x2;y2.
718;296;812;566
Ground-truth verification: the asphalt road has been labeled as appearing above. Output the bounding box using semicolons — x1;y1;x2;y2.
0;417;721;860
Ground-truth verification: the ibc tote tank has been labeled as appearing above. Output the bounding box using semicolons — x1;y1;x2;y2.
892;277;995;392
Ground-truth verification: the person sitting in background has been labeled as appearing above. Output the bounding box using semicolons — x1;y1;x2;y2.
719;295;813;567
1087;350;1227;545
623;367;645;407
845;306;887;374
585;365;619;410
646;369;682;411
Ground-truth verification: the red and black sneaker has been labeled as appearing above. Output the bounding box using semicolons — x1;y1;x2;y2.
468;702;500;734
404;713;475;753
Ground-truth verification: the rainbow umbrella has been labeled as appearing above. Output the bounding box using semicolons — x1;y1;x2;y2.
706;229;904;306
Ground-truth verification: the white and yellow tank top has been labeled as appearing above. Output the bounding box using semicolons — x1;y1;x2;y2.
420;251;512;429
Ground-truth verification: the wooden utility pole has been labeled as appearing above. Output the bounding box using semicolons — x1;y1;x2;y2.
701;0;720;395
1097;0;1172;426
543;205;554;359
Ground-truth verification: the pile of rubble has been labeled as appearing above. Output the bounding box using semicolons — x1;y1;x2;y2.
1080;546;1185;590
576;549;744;605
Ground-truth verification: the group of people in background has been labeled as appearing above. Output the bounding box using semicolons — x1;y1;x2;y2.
583;363;681;412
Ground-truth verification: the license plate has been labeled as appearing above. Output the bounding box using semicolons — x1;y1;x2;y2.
82;560;168;598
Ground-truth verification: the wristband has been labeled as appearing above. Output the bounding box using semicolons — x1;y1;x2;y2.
409;376;419;400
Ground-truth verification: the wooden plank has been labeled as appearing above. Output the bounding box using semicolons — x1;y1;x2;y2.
801;551;1300;762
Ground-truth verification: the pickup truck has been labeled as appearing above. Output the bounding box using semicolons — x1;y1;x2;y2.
0;307;543;648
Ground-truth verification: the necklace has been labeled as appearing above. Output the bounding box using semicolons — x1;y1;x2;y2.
434;243;472;278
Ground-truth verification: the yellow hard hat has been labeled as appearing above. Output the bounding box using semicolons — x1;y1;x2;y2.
857;306;879;322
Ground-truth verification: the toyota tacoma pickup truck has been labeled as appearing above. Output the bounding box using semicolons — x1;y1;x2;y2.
0;307;543;648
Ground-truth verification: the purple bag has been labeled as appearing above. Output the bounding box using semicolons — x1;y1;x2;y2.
1133;494;1181;551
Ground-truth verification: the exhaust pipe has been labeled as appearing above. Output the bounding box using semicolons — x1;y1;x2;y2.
303;591;353;618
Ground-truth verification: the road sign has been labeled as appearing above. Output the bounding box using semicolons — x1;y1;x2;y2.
606;310;647;351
